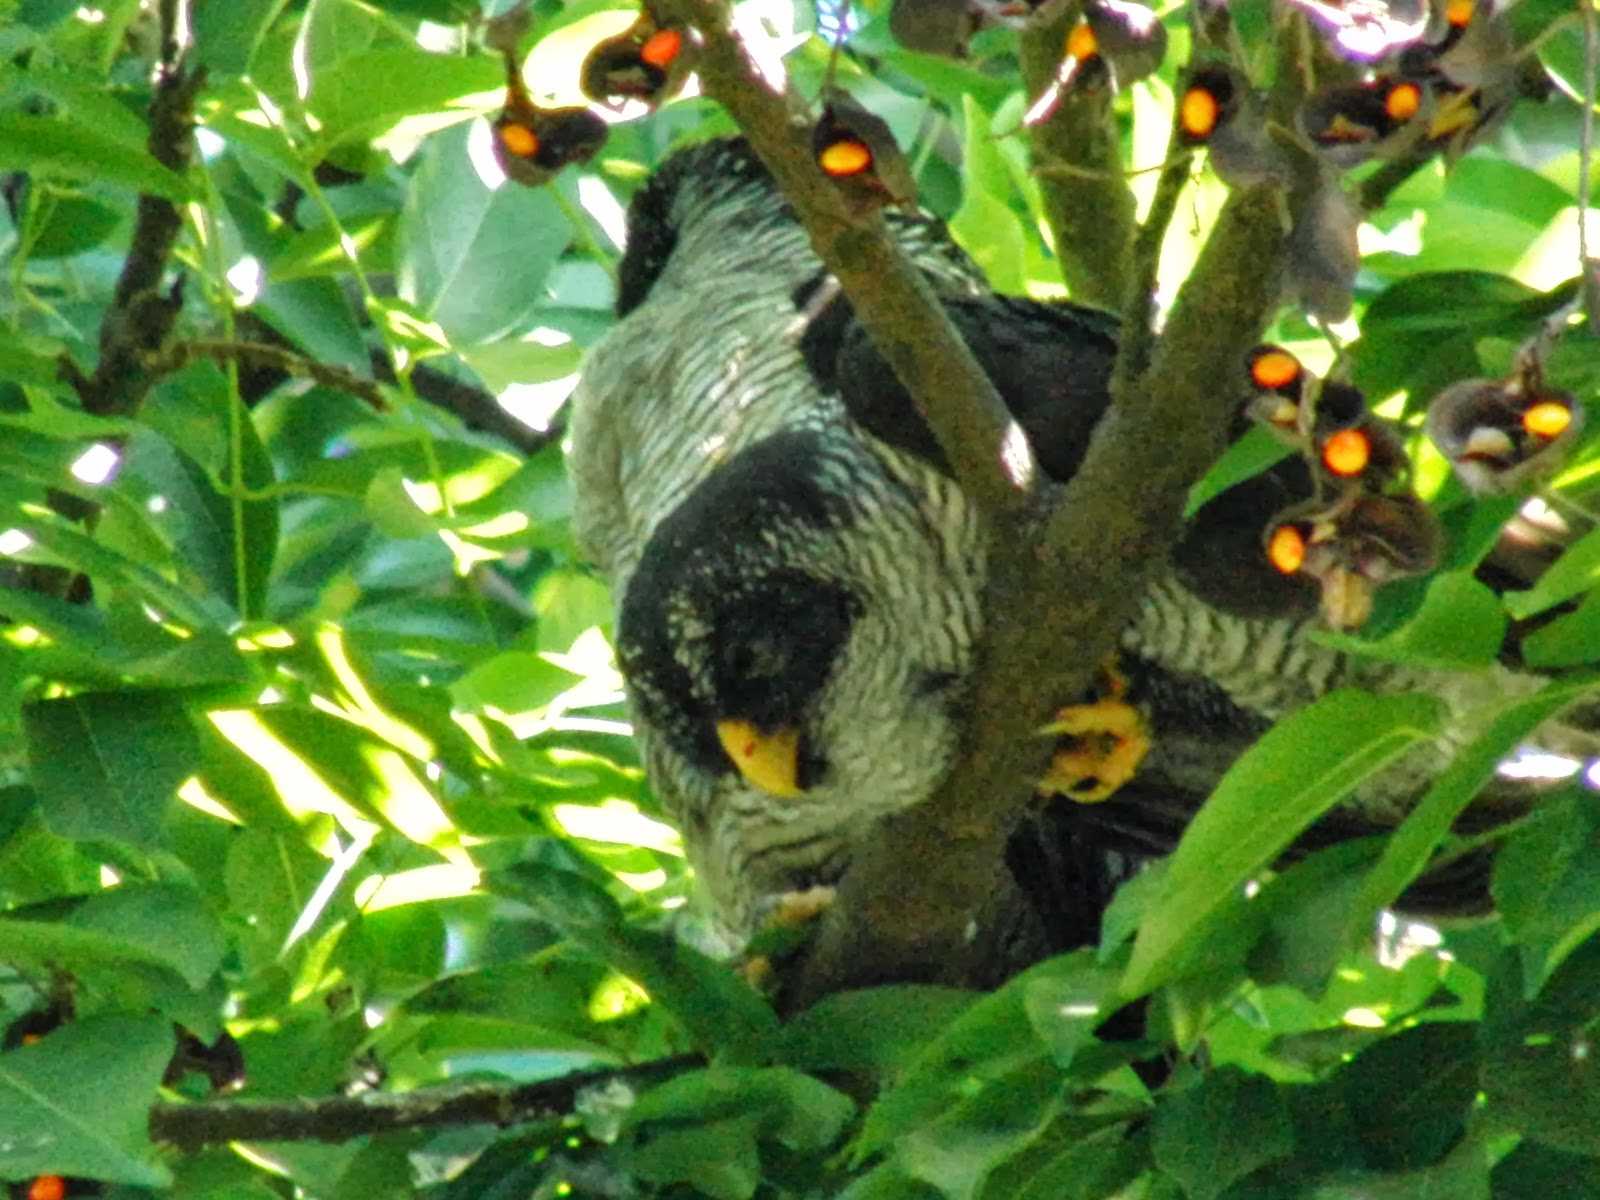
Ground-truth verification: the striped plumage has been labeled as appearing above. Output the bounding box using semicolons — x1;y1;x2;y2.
567;137;1574;943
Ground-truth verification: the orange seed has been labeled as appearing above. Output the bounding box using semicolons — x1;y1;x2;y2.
1180;86;1220;139
1250;347;1302;391
818;138;873;177
1522;399;1572;439
1384;81;1422;122
640;28;682;68
1322;428;1372;477
1066;21;1098;60
1267;524;1307;574
498;123;539;158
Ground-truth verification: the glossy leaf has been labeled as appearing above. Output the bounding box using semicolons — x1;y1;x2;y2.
1125;690;1446;997
23;691;200;848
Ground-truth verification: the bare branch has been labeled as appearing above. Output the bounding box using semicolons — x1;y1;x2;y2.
147;339;388;411
1019;7;1138;308
149;1056;695;1152
650;0;1030;518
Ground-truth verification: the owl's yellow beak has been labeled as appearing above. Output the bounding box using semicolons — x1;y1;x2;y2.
716;719;803;797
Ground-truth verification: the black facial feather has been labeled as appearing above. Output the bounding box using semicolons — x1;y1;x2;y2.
617;430;864;778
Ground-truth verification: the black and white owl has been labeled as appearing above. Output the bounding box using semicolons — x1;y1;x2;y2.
567;137;1580;949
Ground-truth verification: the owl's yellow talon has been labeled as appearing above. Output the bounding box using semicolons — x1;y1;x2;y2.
769;884;836;928
1039;660;1150;803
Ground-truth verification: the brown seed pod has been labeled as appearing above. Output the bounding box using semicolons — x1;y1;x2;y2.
812;91;917;209
1300;77;1435;166
889;0;980;57
580;12;693;108
493;53;607;187
1425;377;1585;495
1281;0;1432;63
1284;180;1360;323
1083;0;1167;88
1263;492;1441;628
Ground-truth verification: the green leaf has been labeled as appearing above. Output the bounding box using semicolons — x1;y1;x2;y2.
24;189;122;258
23;690;201;848
1331;1022;1477;1170
0;110;191;201
778;986;975;1073
69;882;226;989
488;863;780;1060
1186;426;1293;518
14;517;230;631
397;123;573;346
627;1114;763;1200
0;1014;174;1187
0;586;249;688
896;1057;1067;1200
950;98;1026;294
1490;1142;1600;1199
1341;671;1600;951
858;953;1099;1159
1481;937;1600;1156
1353;273;1573;404
1248;839;1382;994
630;1067;855;1152
1521;588;1600;668
1021;958;1123;1071
1312;572;1507;670
1012;1123;1150;1200
1149;1068;1292;1200
305;50;500;152
192;0;291;74
1492;790;1600;994
114;420;278;619
1504;523;1600;619
1124;690;1446;997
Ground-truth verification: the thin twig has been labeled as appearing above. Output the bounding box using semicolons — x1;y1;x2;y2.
1580;0;1598;332
147;339;387;410
1018;5;1137;308
149;1056;697;1152
650;0;1026;518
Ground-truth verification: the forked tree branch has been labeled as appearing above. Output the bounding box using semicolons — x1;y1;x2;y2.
646;0;1293;1003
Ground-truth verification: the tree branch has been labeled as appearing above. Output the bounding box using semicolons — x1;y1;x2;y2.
149;1056;695;1152
649;0;1293;1004
651;0;1030;518
147;339;388;411
1019;8;1138;308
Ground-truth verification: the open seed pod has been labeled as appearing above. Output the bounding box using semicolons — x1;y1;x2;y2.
492;51;607;187
1425;376;1585;495
580;11;693;108
1300;77;1435;167
812;91;917;209
1247;345;1367;435
1082;0;1167;88
1264;491;1442;628
1177;65;1292;187
1024;0;1164;123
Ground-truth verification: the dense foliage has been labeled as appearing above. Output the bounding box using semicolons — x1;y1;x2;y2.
1;0;1599;1196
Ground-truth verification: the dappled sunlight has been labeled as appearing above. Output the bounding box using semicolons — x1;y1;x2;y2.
209;708;382;845
362;744;465;861
353;863;482;911
552;799;682;857
316;625;434;762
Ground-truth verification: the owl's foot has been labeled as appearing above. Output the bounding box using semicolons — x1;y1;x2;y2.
1039;659;1150;803
768;884;837;927
738;885;837;990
